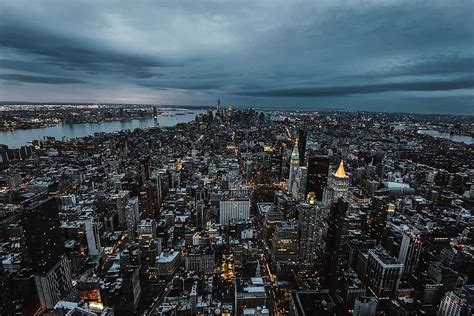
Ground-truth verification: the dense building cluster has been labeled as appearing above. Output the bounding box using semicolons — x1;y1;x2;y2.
0;106;473;315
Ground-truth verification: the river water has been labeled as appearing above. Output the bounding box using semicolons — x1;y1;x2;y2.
417;130;473;145
0;110;204;148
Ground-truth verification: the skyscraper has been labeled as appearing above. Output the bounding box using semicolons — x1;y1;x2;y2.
305;155;330;202
367;196;389;244
288;139;300;194
298;127;307;166
324;198;349;290
272;219;299;264
324;159;350;205
22;196;64;274
398;229;423;278
22;195;72;310
365;248;403;299
298;203;323;261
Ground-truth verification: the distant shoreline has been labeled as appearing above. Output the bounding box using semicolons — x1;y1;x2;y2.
0;101;472;116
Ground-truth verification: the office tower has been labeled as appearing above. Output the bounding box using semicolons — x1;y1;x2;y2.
298;128;307;166
342;271;366;309
324;199;349;290
125;196;140;240
365;248;404;299
298;203;322;261
324;160;350;204
0;263;14;315
79;215;102;257
22;196;72;310
121;266;142;313
353;296;377;316
140;158;150;185
291;165;307;200
195;200;207;230
288;139;300;193
398;229;423;278
437;286;473;316
272;219;299;264
219;198;250;226
305;155;330;201
139;180;158;218
138;218;157;239
244;160;254;181
367;196;389;244
152;169;168;210
185;247;215;274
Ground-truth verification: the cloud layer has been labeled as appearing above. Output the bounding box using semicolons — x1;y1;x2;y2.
0;0;473;113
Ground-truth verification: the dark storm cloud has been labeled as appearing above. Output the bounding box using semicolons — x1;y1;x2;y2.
0;59;52;74
138;79;225;91
0;0;473;112
0;74;86;84
0;19;180;78
238;77;474;97
346;55;474;81
388;56;474;76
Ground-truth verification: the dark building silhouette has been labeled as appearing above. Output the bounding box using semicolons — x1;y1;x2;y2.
368;196;389;244
22;196;64;274
22;195;72;309
325;199;349;291
0;263;14;315
298;127;307;166
305;155;330;201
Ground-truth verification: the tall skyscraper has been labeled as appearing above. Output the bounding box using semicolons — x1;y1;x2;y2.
298;203;323;261
298;127;307;166
398;229;423;278
367;196;389;244
22;195;72;310
325;198;350;290
365;248;403;299
288;140;300;194
324;159;350;205
305;155;330;202
272;220;299;264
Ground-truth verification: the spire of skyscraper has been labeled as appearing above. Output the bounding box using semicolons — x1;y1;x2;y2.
334;160;348;178
291;139;299;162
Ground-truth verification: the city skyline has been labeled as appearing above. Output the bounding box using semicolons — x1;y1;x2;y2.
1;0;473;114
0;2;473;313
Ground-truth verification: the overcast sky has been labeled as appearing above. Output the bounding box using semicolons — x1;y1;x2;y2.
0;0;473;113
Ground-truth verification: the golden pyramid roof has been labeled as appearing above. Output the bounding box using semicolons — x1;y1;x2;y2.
334;160;348;178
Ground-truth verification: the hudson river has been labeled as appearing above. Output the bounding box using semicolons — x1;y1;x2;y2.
1;110;204;148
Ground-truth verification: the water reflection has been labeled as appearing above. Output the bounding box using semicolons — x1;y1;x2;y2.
1;110;203;148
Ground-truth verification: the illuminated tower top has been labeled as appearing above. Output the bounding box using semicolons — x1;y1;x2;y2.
334;160;348;178
291;139;300;162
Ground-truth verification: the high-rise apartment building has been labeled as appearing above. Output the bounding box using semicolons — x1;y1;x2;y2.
22;195;72;310
305;155;330;201
298;128;307;166
398;229;423;278
365;248;404;299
